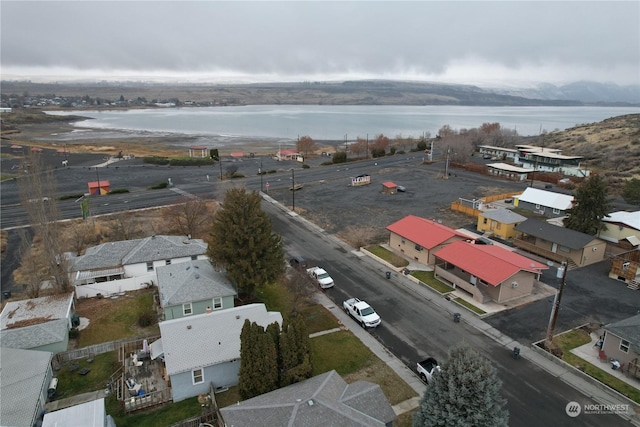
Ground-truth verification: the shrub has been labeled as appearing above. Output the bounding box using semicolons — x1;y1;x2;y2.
107;188;129;194
138;312;157;327
332;151;347;164
59;194;85;201
143;156;170;165
302;164;310;169
149;182;169;190
69;328;80;339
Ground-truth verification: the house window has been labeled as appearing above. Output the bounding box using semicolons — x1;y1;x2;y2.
212;297;223;310
483;218;488;224
559;245;571;253
165;259;171;265
620;339;630;353
146;262;154;272
553;208;560;214
192;368;204;384
191;255;198;261
183;303;193;316
401;238;405;244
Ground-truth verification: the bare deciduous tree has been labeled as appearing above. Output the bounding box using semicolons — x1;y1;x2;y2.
282;269;315;317
17;151;71;293
340;225;381;249
66;219;97;256
296;135;316;158
17;228;45;298
349;138;367;157
161;198;215;239
106;211;140;241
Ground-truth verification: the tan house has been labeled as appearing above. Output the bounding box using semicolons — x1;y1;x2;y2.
599;211;640;249
386;215;470;265
514;219;607;268
477;208;528;240
433;240;548;303
609;249;640;289
601;314;640;379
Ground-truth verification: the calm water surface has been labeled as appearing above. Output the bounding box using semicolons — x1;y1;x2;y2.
47;105;639;147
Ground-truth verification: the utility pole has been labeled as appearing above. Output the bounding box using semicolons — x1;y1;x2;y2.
444;148;450;179
545;261;568;349
291;169;295;212
95;167;101;195
219;158;223;181
259;159;263;192
366;134;369;159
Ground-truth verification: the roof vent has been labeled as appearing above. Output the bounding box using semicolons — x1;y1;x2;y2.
195;274;200;279
236;315;241;320
308;400;314;406
187;325;192;330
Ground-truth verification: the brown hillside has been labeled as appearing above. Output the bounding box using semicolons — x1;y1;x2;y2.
539;113;640;185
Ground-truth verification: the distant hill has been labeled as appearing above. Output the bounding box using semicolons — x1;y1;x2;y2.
2;79;638;107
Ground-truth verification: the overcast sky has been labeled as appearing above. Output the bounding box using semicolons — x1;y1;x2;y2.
2;1;639;87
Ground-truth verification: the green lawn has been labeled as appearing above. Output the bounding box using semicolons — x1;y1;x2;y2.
55;352;120;396
365;245;410;268
76;292;160;347
106;394;203;427
411;270;454;293
453;297;486;315
555;329;640;404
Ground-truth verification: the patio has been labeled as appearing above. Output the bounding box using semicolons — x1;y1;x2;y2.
118;338;171;412
571;331;640;390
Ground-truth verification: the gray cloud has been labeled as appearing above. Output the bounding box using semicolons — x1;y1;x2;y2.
1;1;638;86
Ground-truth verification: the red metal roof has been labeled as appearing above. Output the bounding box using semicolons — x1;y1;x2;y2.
434;240;548;286
386;215;469;249
382;181;397;188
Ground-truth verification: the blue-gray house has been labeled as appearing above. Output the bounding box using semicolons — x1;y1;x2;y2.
157;259;237;320
155;303;282;402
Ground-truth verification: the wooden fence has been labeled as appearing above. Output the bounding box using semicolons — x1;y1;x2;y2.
55;334;160;363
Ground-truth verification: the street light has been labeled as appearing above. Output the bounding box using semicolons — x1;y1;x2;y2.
291;168;295;212
259;159;263;192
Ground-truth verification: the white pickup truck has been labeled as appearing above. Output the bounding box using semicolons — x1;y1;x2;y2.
342;298;381;328
416;357;440;383
306;266;334;289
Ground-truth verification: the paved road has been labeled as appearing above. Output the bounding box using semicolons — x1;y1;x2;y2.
264;199;632;427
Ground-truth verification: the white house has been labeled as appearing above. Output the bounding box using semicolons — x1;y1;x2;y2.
513;187;574;218
599;211;640;247
154;303;282;402
69;235;208;298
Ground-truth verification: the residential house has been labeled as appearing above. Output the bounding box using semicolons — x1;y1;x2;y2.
386;215;470;265
478;145;519;161
0;293;75;353
515;144;589;177
154;303;282;402
433;240;548;303
601;314;640;378
69;235;208;298
0;347;54;427
43;398;117;427
477;208;528;240
599;211;640;248
512;187;574;218
514;219;607;267
157;259;237;320
486;163;533;181
220;370;396;427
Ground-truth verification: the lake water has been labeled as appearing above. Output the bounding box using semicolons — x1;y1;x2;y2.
47;105;639;147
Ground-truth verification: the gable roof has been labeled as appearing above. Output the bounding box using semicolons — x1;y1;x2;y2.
220;370;396;427
159;303;282;376
515;187;574;210
43;398;110;427
602;211;640;231
382;181;397;188
434;240;548;286
72;236;207;271
480;208;528;224
157;259;237;307
386;215;469;249
1;293;74;330
604;314;640;351
515;218;600;249
1;318;68;350
0;347;53;427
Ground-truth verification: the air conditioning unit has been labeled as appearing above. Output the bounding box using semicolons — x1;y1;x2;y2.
511;282;519;288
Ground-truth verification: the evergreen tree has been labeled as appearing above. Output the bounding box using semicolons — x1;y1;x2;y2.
563;174;612;235
239;320;279;399
622;178;640;205
208;188;285;297
280;316;312;386
413;345;508;427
